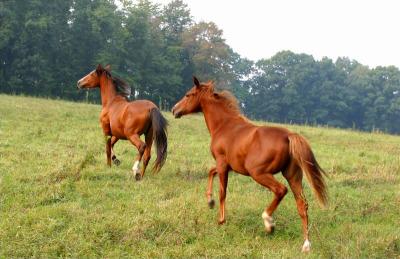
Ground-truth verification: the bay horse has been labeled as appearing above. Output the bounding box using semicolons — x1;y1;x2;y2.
172;76;328;252
77;64;168;180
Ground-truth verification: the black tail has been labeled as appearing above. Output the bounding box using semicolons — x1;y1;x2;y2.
150;108;168;172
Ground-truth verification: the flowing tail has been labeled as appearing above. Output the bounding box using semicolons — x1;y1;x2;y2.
288;133;328;207
149;108;168;172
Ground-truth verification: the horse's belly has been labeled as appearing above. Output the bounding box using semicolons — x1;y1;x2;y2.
110;124;126;139
228;158;249;176
232;169;250;176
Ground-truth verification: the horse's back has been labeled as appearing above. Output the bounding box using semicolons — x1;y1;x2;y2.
257;125;291;143
124;100;158;134
127;99;157;112
223;123;291;152
213;122;287;174
109;99;158;137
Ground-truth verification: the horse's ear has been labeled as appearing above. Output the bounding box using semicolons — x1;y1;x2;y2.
104;64;111;72
96;64;103;75
193;76;200;88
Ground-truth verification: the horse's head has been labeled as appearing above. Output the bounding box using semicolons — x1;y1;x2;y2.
77;64;110;89
172;76;213;118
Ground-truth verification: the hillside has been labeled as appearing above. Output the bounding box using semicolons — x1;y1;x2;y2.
0;94;399;258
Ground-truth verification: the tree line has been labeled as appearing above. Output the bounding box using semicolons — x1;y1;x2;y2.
1;0;399;133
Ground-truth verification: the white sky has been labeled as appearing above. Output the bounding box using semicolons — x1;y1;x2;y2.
153;0;400;68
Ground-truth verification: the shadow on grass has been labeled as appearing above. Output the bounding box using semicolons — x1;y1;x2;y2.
338;177;399;187
82;172;127;181
225;207;302;241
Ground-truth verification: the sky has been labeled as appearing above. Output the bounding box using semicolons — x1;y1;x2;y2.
153;0;400;68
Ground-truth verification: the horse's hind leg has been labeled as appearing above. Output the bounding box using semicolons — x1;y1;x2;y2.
250;170;288;233
128;134;146;181
111;136;120;166
283;162;310;252
139;128;153;179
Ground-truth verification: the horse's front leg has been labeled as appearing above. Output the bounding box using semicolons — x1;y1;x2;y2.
206;167;217;208
105;136;112;167
216;159;229;225
100;117;112;167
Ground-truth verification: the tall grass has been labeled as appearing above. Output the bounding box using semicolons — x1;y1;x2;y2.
0;95;399;258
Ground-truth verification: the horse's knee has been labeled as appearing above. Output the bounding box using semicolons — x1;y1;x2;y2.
298;209;307;219
139;143;146;154
276;186;288;199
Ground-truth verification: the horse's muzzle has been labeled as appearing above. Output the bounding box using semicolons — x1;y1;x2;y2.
174;112;182;119
171;107;182;118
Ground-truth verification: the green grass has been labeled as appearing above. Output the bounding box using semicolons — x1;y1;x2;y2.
0;94;399;258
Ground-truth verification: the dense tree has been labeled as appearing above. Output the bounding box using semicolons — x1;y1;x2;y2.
67;0;122;101
0;0;73;96
160;0;192;46
117;0;183;109
160;0;194;103
246;51;400;133
182;22;232;86
365;66;400;132
0;1;399;133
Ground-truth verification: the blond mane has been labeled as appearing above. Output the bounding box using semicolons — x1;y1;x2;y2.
202;81;242;116
215;90;241;114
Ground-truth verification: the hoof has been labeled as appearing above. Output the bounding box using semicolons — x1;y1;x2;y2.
262;211;275;234
135;173;142;181
218;219;226;225
265;225;275;234
113;158;121;166
208;199;215;209
301;239;311;253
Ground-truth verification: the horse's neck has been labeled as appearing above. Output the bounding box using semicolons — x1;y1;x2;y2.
99;76;117;108
201;99;241;136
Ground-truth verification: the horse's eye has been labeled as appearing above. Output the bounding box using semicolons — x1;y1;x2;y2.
185;94;190;97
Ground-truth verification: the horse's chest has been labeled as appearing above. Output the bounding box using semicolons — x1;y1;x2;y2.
99;111;111;134
211;141;246;172
107;115;126;137
99;111;123;137
212;133;253;174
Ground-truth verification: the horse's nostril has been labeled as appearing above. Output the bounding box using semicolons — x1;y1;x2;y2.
174;111;182;118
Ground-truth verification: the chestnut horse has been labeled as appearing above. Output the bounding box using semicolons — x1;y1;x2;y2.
172;77;328;252
77;64;168;180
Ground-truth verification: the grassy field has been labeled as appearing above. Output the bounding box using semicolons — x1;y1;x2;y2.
0;94;399;258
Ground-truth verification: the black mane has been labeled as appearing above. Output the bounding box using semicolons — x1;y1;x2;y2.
105;71;131;99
